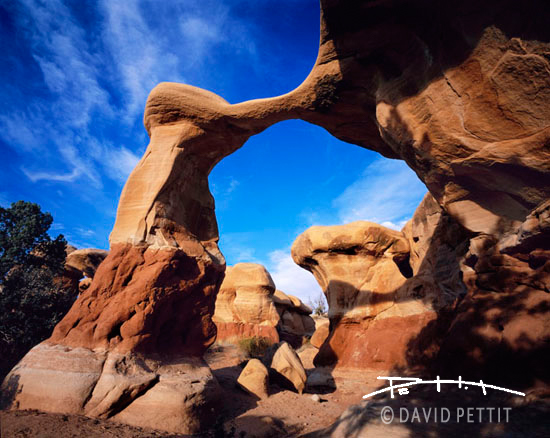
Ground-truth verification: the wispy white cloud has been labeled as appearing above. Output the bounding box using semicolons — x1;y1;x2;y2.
267;248;323;305
333;157;427;230
226;178;240;194
219;232;260;264
99;0;183;121
102;146;141;184
21;167;81;183
76;227;95;237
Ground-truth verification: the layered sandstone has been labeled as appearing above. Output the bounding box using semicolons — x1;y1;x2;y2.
3;0;550;431
213;263;280;344
65;248;109;280
273;289;315;345
292;219;430;369
212;265;315;346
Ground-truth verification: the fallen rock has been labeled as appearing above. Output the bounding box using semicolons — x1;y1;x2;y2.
269;342;307;394
306;367;336;391
310;321;330;349
237;359;269;399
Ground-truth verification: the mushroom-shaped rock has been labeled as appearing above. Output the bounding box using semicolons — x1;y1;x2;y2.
237;359;269;399
269;342;307;394
292;221;412;320
292;220;446;370
213;263;280;344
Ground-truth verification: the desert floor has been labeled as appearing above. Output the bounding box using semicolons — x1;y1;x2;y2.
1;343;549;437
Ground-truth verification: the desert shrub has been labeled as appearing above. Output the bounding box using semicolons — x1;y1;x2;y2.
308;291;328;316
0;201;75;380
237;336;273;359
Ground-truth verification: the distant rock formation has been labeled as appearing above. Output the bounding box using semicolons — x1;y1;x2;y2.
3;0;549;432
65;248;109;280
212;264;315;346
273;289;316;346
58;247;109;294
213;263;281;344
64;248;109;293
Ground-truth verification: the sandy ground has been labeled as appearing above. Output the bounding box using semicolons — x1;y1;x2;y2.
0;343;377;438
205;343;379;437
1;343;549;437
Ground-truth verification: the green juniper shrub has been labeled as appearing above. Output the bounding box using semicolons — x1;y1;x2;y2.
0;201;76;380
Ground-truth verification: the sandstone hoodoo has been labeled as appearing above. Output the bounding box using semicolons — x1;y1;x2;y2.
213;263;281;344
291;195;469;370
3;0;549;433
212;263;315;346
273;289;315;346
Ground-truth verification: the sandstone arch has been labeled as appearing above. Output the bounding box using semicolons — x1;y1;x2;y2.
3;0;550;432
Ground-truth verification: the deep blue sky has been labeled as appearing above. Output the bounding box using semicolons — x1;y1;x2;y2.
0;0;427;303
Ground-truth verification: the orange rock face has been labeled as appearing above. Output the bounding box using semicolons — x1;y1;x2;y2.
51;243;220;356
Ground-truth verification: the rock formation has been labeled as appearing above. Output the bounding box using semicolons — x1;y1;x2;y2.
213;263;280;344
212;265;315;346
273;289;315;346
310;321;329;349
65;248;109;280
292;195;469;370
3;0;550;431
64;248;109;293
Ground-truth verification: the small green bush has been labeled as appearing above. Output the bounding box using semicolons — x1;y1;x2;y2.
237;336;273;359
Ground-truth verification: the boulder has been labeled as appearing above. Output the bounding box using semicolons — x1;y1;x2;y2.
268;342;307;394
237;359;269;399
310;322;330;349
306;367;336;391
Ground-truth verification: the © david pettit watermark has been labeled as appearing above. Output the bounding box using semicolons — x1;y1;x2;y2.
363;376;525;425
